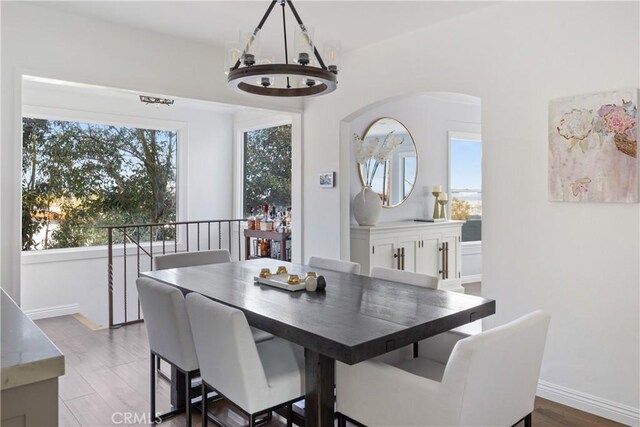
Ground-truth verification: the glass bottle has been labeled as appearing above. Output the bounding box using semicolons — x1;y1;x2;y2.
248;206;256;230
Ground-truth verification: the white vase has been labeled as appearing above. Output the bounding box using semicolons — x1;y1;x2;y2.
353;186;382;226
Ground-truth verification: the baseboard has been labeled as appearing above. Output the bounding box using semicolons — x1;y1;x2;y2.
538;380;640;426
461;274;482;284
24;304;79;320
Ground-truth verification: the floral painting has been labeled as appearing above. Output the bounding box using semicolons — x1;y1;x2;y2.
549;89;638;203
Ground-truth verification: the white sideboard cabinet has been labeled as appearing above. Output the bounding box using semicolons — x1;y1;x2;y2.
351;221;464;292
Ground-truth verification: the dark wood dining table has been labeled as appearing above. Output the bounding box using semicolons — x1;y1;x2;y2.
142;258;495;427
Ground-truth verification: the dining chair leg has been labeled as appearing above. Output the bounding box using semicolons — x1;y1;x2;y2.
201;383;207;427
185;371;192;427
150;353;157;424
524;413;532;427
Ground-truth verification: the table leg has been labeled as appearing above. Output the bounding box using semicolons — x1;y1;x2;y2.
304;348;335;427
171;365;186;410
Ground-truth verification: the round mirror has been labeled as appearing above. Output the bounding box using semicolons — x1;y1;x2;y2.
358;118;417;207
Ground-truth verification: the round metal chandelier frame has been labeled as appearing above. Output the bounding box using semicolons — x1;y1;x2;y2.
227;0;338;98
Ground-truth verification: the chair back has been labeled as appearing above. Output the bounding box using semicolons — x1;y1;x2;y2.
154;250;231;270
136;277;199;372
185;293;269;410
444;310;550;426
371;266;438;288
308;256;360;275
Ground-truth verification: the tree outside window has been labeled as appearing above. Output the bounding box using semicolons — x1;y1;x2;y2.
22;117;177;250
243;124;292;216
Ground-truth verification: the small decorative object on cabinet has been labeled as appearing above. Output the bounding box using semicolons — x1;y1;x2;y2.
438;193;449;220
350;220;463;292
431;185;443;220
244;229;291;261
352;186;382;226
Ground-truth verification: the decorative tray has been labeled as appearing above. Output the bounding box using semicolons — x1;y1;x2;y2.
254;274;307;292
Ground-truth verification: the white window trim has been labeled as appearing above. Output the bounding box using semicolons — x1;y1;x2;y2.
20;105;188;264
447;131;482;243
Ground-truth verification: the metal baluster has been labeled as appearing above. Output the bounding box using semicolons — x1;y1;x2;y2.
108;227;114;328
208;222;211;250
174;224;177;253
218;223;222;249
123;227;128;324
228;222;232;257
186;224;190;252
197;223;200;251
136;226;141;320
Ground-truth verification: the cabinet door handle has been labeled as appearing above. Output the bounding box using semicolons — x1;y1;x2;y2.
401;247;405;271
445;242;449;279
439;243;446;279
393;249;400;270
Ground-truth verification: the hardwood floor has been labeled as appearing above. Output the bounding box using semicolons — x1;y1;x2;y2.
36;314;623;427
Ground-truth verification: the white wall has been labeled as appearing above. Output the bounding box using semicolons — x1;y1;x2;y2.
19;80;236;326
347;94;482;279
302;2;639;424
1;2;302;303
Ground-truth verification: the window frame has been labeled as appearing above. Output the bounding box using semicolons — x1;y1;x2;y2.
447;131;482;243
20;105;188;263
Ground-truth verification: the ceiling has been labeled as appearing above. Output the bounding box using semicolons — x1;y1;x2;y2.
33;1;493;55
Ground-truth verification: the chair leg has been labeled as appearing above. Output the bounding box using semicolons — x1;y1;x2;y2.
201;383;207;427
185;371;192;427
524;413;532;427
150;353;157;424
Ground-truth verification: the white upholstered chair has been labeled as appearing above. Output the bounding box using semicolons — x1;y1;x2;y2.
136;277;199;426
369;267;438;364
336;310;550;427
308;256;361;275
185;293;305;427
153;249;273;344
153;249;231;270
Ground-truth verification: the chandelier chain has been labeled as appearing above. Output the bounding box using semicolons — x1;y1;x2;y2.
281;2;291;88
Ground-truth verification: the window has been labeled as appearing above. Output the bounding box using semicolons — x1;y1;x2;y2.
243;124;292;216
22;117;177;250
449;133;482;242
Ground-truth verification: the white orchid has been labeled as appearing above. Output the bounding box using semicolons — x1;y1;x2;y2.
352;130;404;187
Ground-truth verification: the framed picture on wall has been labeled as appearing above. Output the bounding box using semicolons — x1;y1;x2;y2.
319;172;335;188
549;88;638;203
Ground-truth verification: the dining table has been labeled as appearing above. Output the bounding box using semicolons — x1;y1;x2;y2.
141;258;495;427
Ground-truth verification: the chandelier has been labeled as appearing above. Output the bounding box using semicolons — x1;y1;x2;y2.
226;0;341;97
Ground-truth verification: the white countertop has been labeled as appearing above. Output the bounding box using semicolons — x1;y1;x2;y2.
351;220;464;231
1;289;65;390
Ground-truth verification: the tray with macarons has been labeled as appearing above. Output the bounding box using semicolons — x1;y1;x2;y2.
254;266;327;292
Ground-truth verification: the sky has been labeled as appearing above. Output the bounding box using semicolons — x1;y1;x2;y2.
450;138;482;191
